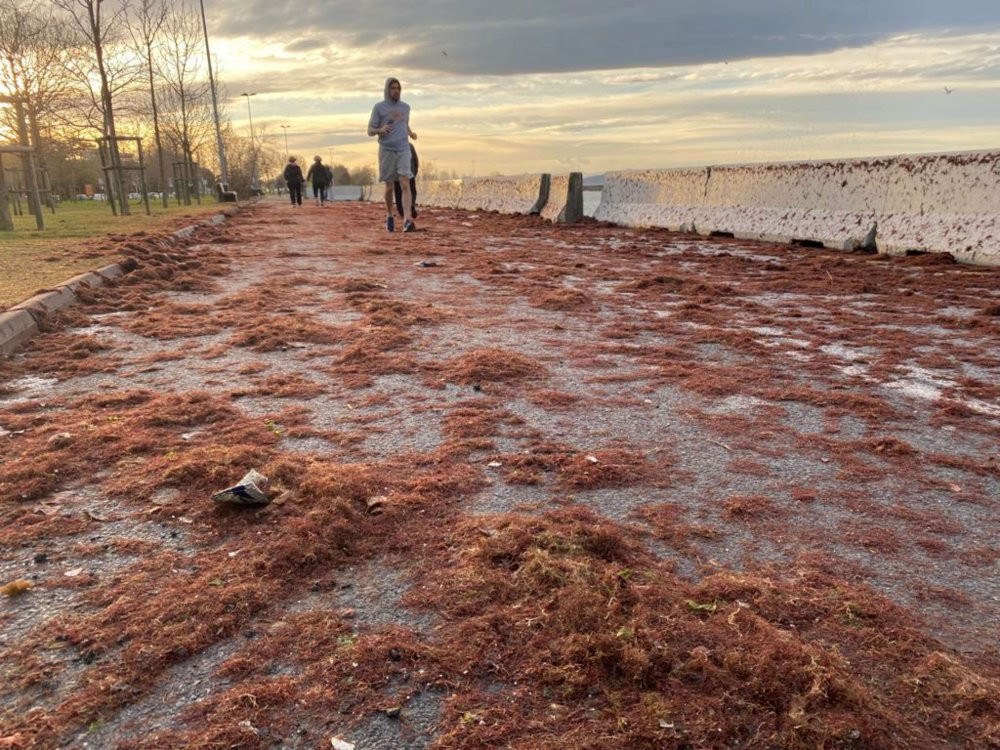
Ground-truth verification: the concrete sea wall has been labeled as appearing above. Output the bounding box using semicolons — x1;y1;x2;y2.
595;151;1000;266
385;172;584;223
419;179;464;209
455;174;545;214
280;174;582;220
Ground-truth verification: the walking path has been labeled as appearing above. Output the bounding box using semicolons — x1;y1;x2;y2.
1;201;997;748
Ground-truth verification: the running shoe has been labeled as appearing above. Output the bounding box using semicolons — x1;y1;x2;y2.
403;220;416;233
386;215;395;232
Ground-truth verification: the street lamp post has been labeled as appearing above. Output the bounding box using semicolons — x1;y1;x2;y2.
199;0;228;189
241;92;258;192
281;125;290;160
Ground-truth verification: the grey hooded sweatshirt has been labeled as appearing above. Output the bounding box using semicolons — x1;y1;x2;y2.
368;77;411;153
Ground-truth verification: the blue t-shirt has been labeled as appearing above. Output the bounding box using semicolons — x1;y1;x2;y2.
368;99;411;152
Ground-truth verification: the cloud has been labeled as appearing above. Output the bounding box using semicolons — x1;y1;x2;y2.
284;37;330;53
213;27;1000;176
206;0;1000;75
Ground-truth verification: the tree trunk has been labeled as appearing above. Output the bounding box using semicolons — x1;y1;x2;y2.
14;100;43;228
90;0;128;216
0;154;13;231
179;90;192;205
27;103;56;211
145;46;168;208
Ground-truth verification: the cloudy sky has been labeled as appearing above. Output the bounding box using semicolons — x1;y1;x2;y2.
205;0;1000;175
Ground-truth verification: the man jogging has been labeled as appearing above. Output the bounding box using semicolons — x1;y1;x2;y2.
367;77;417;232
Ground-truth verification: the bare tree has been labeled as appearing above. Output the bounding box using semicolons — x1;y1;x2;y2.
0;0;76;207
252;123;280;191
417;160;458;182
217;120;248;196
349;165;376;186
126;0;168;206
51;0;138;215
221;120;278;198
157;2;213;204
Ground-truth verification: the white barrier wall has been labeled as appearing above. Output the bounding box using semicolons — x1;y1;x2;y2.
455;174;545;214
420;179;464;208
596;151;1000;266
413;173;583;223
372;176;533;212
330;186;364;201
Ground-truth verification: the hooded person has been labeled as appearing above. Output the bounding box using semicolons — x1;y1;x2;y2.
367;76;417;232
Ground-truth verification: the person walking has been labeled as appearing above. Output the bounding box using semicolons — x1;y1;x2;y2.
367;77;417;232
393;144;419;220
306;156;331;206
282;156;304;206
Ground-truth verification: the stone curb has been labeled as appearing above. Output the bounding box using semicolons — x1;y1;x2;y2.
0;309;39;357
10;286;79;322
95;264;125;281
59;271;106;293
0;204;242;358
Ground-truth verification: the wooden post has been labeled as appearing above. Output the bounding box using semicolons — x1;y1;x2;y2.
110;138;129;217
14;100;43;228
137;138;151;216
27;102;56;212
0;153;13;231
192;161;202;205
172;161;182;205
41;168;56;213
24;152;44;230
178;160;191;206
97;139;118;217
183;159;193;206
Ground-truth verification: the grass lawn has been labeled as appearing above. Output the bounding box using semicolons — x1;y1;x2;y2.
0;199;225;309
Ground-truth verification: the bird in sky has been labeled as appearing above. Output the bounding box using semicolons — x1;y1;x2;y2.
442;50;448;57
944;86;953;94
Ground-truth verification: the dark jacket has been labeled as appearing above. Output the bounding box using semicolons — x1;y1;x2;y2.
306;163;331;186
283;163;304;185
